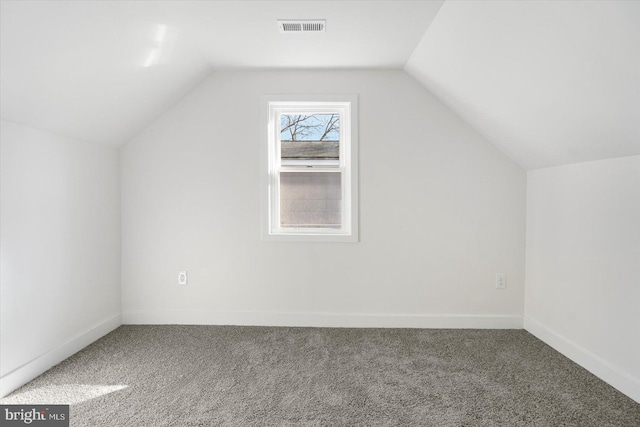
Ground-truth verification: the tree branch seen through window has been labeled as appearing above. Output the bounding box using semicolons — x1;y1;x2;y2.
280;114;339;141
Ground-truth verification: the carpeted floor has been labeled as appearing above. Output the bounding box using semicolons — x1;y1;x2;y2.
2;326;639;426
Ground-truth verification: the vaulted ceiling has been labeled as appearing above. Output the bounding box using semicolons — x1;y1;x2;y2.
1;0;638;170
406;0;640;169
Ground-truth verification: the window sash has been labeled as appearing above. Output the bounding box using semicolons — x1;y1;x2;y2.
268;103;352;236
277;111;343;168
262;96;358;242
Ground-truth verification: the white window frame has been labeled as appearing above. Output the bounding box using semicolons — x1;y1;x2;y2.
261;95;358;242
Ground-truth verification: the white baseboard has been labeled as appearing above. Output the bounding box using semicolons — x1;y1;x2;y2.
0;313;122;398
524;315;640;404
122;310;523;329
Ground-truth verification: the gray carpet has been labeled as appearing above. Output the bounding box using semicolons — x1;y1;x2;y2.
2;326;639;426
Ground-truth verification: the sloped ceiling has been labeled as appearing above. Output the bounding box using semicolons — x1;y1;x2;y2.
406;0;640;170
1;1;639;170
0;1;211;147
0;0;443;146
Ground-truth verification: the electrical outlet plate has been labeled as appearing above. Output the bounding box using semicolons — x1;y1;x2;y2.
496;273;507;289
178;270;188;285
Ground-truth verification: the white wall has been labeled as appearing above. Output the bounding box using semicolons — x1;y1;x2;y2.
525;155;640;402
0;120;121;397
121;70;526;327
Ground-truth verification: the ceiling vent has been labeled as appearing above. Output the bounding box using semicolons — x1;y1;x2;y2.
278;20;326;33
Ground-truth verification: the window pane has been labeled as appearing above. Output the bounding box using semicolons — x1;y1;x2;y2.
280;114;339;162
280;172;341;228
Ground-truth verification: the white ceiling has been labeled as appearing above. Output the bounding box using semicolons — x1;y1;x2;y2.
0;0;443;146
406;0;640;169
1;0;639;170
0;1;211;146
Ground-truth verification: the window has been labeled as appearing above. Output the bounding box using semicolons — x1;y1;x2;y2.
261;96;358;241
